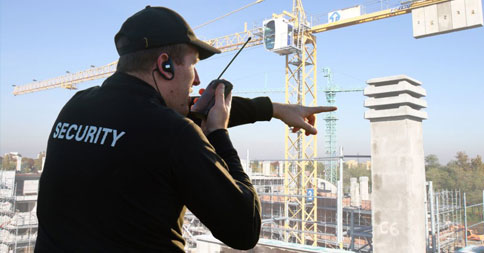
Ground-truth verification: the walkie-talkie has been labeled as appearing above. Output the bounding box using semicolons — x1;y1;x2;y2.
190;37;251;119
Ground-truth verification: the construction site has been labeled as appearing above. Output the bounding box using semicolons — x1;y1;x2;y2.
1;0;484;252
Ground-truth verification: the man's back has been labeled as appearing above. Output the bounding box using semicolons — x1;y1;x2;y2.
36;72;195;252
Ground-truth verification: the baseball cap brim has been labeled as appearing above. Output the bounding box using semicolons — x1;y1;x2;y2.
190;39;221;60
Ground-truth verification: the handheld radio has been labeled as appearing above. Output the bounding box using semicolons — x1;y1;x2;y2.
190;37;251;119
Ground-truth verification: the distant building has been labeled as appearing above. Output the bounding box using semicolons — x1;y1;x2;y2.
344;160;371;170
345;160;358;169
365;161;371;170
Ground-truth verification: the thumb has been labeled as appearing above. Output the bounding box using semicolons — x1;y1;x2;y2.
303;121;317;135
214;83;225;107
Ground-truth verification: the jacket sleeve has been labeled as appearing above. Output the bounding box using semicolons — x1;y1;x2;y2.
228;96;273;127
189;96;273;128
171;122;261;250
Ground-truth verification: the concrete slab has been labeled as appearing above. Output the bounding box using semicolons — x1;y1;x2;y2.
365;105;428;120
366;75;422;86
365;93;428;109
364;81;427;98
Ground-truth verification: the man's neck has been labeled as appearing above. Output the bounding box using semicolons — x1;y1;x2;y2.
125;71;158;91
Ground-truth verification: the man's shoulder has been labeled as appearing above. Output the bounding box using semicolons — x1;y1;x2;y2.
149;108;197;133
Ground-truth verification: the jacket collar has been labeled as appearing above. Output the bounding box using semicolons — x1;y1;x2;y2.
102;71;167;106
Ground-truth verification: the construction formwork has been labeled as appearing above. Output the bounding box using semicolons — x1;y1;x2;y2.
258;193;372;251
183;156;373;252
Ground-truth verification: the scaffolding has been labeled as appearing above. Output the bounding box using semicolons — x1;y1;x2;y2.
0;170;39;253
426;183;484;252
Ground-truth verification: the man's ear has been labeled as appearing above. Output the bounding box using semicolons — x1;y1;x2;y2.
156;53;175;80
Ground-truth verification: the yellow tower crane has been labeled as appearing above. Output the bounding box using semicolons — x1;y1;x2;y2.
14;0;478;248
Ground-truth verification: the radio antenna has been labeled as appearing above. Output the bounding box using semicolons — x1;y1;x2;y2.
217;37;252;79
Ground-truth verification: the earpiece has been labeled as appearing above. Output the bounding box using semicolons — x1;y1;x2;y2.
156;55;175;80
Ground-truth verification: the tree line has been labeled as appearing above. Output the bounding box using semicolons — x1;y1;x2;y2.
425;152;484;205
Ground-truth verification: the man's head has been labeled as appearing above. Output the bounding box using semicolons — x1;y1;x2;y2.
115;6;220;60
114;6;221;115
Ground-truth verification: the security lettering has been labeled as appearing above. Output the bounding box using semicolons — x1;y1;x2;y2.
52;122;126;147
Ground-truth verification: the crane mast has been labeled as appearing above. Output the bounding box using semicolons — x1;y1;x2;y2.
281;0;318;246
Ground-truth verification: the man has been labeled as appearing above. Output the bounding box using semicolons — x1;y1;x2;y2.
35;6;336;252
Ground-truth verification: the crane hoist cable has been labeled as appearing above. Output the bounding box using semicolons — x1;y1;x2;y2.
193;0;265;30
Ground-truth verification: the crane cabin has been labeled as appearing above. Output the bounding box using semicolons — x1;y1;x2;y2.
263;18;298;55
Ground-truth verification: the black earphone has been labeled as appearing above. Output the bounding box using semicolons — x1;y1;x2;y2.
156;55;175;80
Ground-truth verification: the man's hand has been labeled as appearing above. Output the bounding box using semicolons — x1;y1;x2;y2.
272;103;337;136
202;83;232;135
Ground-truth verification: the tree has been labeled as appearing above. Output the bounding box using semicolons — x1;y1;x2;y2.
21;158;35;173
250;161;261;173
1;156;7;169
1;155;15;171
427;152;484;205
455;152;471;171
343;166;371;194
471;155;483;172
317;162;325;179
425;154;440;171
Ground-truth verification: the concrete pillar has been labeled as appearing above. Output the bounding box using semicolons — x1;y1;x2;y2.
359;176;369;201
278;161;284;177
364;75;428;253
350;177;356;196
263;161;271;176
354;184;360;207
15;156;22;172
350;178;361;207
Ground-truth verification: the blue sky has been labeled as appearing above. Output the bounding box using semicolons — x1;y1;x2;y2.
1;0;483;164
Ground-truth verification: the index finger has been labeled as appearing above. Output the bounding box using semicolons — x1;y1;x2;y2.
307;106;337;114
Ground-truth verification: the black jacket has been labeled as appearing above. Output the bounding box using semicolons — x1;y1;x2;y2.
35;72;272;252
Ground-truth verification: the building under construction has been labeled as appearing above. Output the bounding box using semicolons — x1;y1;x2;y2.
182;169;483;253
0;170;39;253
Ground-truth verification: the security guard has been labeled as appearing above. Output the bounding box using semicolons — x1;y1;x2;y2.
36;6;336;252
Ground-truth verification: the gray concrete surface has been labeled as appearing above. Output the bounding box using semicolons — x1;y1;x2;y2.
364;75;428;253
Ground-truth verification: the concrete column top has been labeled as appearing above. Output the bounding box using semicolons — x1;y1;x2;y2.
364;80;426;98
364;74;427;121
366;74;422;86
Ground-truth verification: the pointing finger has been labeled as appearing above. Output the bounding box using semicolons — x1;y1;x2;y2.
307;106;337;114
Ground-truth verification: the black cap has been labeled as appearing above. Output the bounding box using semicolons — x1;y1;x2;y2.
115;6;221;60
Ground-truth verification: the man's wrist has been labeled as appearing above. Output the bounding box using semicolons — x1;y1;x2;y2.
207;129;233;151
272;102;283;120
204;127;226;136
